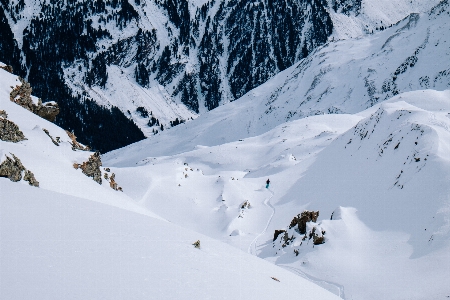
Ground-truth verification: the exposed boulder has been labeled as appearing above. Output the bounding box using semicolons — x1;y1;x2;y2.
103;169;123;191
272;209;326;256
0;114;27;142
273;229;287;241
192;240;201;249
74;152;102;184
10;77;34;110
0;153;25;182
313;235;325;245
0;153;39;187
23;170;39;187
241;200;251;209
109;173;118;190
10;77;59;122
34;99;59;122
289;210;320;234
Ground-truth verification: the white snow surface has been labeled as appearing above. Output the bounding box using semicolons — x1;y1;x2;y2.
104;88;450;300
2;2;450;299
0;67;340;299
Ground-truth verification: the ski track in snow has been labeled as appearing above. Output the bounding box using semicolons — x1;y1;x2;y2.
248;189;275;255
279;265;346;300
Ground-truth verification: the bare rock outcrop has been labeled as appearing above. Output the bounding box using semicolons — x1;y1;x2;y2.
43;128;59;146
192;240;201;249
0;113;27;142
241;200;251;209
103;169;123;191
0;153;39;187
10;77;59;122
0;65;13;73
0;153;25;182
74;152;102;184
272;209;325;256
289;210;319;234
273;229;287;241
23;170;39;187
34;99;60;122
66;130;90;151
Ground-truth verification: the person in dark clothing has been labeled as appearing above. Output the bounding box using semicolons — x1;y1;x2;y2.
266;178;270;189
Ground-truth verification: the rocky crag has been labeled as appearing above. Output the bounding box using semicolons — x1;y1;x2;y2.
10;77;60;122
0;153;39;187
272;210;326;256
0;111;27;142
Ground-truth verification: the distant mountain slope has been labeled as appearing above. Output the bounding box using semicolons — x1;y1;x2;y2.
0;0;441;151
103;0;449;163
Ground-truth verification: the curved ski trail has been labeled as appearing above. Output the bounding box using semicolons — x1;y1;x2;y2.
247;189;275;255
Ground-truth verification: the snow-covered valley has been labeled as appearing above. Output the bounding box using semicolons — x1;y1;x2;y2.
102;88;450;299
1;1;450;299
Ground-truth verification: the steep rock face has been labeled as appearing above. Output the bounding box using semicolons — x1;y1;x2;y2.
163;0;333;110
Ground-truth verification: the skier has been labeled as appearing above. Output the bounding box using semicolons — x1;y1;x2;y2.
266;178;270;189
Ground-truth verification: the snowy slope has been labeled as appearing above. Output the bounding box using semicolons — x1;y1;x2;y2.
0;66;342;299
0;180;341;300
329;0;442;39
104;86;450;299
262;90;450;299
0;66;152;215
2;1;450;299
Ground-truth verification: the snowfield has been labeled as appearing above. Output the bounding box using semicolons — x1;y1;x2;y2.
0;180;341;300
2;1;450;299
103;89;450;300
1;66;341;299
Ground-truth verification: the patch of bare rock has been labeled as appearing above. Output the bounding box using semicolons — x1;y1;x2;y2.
10;77;59;122
0;111;27;142
0;153;39;187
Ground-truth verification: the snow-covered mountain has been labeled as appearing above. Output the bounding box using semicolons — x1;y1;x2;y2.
102;0;450;161
1;64;343;300
2;1;450;299
0;0;442;151
97;3;450;299
103;92;450;300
